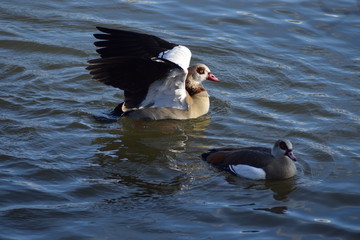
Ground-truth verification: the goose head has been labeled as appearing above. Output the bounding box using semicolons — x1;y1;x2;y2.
272;139;297;161
187;64;219;83
185;64;219;96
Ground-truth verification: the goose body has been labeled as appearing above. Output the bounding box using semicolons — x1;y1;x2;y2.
87;27;219;120
201;140;297;180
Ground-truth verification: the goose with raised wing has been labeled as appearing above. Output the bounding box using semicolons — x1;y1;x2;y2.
87;27;219;120
201;140;297;180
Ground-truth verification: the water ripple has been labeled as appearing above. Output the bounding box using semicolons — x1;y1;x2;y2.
1;0;359;239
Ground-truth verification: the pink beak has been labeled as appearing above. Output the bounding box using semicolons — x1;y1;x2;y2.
206;73;220;82
287;151;297;161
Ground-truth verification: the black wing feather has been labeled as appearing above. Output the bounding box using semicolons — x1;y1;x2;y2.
87;27;183;109
225;150;272;168
94;27;178;58
86;56;179;108
202;147;272;169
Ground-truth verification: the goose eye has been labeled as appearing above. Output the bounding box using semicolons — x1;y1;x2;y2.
279;141;287;150
197;67;205;74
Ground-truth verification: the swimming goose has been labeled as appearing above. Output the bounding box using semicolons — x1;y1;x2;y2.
87;27;219;120
201;140;297;180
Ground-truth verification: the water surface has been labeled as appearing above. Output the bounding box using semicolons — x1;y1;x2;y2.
0;0;359;239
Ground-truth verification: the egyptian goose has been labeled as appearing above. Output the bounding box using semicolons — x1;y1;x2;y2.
201;140;297;180
86;27;219;120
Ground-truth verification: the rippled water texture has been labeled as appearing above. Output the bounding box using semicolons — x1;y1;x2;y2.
1;0;359;239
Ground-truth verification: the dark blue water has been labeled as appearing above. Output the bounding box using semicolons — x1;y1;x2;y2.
1;0;359;239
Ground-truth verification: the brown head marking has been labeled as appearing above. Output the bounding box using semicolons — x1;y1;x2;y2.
197;66;205;75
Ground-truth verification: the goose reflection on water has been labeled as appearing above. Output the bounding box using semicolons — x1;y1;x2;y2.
224;174;297;203
91;116;211;197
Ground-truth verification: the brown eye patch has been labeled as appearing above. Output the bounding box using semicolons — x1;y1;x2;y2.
279;141;287;150
197;66;205;74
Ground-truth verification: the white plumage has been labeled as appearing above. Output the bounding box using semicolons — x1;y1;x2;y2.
158;45;191;71
139;68;188;110
229;165;267;180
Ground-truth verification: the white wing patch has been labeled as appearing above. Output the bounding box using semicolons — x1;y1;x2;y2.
229;165;266;180
158;45;191;71
139;68;188;110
